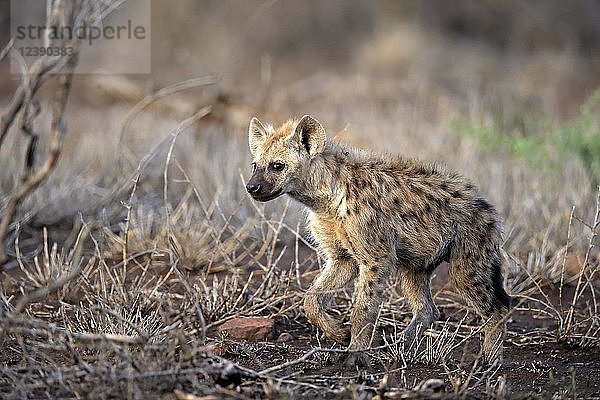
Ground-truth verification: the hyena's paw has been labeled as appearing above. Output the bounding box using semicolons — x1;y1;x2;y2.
481;343;504;366
342;352;371;368
304;297;350;344
399;327;418;350
400;319;429;350
323;321;351;345
482;354;503;367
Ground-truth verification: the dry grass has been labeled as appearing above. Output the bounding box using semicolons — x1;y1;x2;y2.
1;110;597;396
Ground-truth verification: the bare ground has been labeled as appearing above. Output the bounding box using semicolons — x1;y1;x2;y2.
1;243;598;399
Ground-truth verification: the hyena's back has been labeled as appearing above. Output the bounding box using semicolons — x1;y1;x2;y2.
337;155;499;267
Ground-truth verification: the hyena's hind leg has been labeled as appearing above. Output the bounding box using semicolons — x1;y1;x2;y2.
399;269;440;349
304;255;358;344
450;248;511;363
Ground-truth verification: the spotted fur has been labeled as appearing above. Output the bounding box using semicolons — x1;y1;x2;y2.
246;115;511;364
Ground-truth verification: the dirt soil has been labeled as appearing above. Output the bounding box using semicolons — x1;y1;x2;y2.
214;310;600;398
1;249;599;399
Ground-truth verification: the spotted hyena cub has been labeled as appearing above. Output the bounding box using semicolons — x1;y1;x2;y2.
246;115;511;364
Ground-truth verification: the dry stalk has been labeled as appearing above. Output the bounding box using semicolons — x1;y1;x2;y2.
0;38;13;62
0;218;90;343
564;187;600;338
10;323;147;345
0;68;75;263
122;173;140;271
118;77;217;145
162;106;212;231
559;206;576;311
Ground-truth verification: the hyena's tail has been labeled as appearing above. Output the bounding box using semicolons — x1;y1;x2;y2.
449;251;510;317
449;243;510;362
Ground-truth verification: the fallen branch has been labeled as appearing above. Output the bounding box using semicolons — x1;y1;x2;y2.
258;339;404;376
10;325;147;345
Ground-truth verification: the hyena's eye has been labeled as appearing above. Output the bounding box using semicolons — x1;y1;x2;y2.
269;161;286;172
251;162;257;172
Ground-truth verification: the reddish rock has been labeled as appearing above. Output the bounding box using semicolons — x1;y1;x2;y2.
218;317;274;341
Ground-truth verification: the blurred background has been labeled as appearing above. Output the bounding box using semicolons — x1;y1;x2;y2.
148;0;600;118
2;3;599;396
1;0;599;257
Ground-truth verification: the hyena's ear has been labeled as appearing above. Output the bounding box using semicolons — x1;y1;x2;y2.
294;115;325;158
248;117;268;157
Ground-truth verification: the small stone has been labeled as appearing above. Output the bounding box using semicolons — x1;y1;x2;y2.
174;389;210;400
276;332;293;342
201;342;229;356
414;378;445;393
218;317;274;341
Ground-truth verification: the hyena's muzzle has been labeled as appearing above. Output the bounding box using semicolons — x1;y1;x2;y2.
245;168;283;202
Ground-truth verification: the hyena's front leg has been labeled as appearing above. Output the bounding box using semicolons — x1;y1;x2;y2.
304;257;358;344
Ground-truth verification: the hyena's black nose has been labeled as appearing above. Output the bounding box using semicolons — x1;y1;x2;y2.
246;183;261;194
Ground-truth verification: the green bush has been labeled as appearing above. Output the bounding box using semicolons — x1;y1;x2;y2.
450;88;600;186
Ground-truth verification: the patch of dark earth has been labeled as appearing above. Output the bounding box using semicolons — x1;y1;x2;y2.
214;316;599;398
